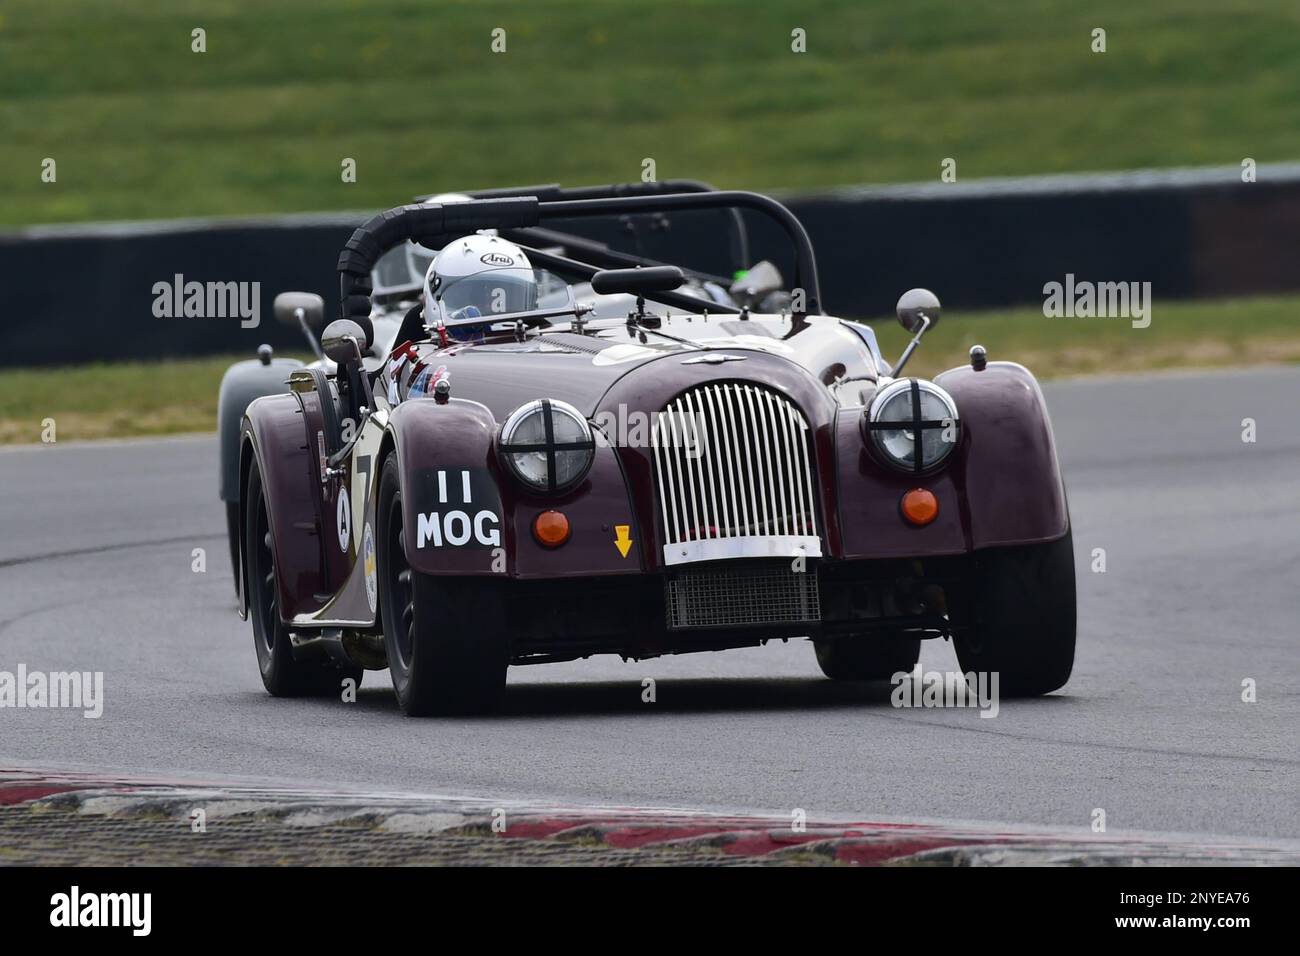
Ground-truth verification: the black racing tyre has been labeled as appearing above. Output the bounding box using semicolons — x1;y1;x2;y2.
814;634;922;681
953;530;1076;697
245;457;360;697
376;455;509;716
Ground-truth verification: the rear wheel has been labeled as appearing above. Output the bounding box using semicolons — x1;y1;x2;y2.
245;457;359;697
953;530;1076;697
377;455;509;716
814;634;921;681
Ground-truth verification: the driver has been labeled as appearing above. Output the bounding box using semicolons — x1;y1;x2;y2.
395;234;539;346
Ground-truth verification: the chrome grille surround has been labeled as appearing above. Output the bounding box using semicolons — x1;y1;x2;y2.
652;382;821;566
665;563;821;629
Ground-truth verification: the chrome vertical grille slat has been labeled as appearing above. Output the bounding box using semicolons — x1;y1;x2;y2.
653;415;679;545
673;401;701;539
743;386;770;535
774;390;795;538
788;402;807;535
736;387;761;538
667;401;689;541
721;387;749;531
701;387;730;538
654;382;821;565
773;390;796;533
756;389;779;534
683;392;716;541
790;403;811;538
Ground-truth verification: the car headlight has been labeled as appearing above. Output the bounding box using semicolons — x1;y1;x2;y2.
864;379;960;473
499;399;595;493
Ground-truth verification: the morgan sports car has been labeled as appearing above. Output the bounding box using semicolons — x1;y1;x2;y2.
233;187;1076;715
216;181;763;583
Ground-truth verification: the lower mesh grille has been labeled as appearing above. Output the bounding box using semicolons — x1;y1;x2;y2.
665;564;821;630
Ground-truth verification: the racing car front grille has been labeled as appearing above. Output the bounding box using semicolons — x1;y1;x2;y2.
652;382;818;550
665;564;821;630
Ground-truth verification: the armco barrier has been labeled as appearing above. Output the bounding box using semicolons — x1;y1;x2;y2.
2;164;1298;368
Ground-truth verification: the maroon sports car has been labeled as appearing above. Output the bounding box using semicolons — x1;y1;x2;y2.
232;186;1075;715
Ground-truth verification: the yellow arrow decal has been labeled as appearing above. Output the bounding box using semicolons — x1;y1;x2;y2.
614;525;633;558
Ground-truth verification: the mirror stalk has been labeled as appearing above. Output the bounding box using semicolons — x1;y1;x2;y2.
297;307;325;362
346;337;374;412
890;288;942;377
892;313;930;376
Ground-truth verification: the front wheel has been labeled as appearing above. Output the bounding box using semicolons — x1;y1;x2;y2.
376;455;509;716
952;530;1076;697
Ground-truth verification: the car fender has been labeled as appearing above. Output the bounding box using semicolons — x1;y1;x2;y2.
238;392;329;622
935;361;1070;549
218;356;304;503
387;399;641;578
834;361;1068;558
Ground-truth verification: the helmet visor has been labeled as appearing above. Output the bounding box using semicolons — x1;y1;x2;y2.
437;268;539;323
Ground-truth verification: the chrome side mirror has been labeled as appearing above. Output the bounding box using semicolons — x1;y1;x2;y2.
320;320;375;458
274;292;326;362
896;288;941;333
892;288;942;376
274;291;325;328
321;319;366;366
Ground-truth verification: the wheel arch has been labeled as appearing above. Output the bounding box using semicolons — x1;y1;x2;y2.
218;357;304;504
239;393;330;623
935;360;1070;549
384;398;507;576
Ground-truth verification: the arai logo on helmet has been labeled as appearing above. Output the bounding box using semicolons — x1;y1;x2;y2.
480;252;515;267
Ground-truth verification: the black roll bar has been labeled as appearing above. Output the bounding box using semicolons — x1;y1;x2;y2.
443;180;750;273
537;192;820;314
337;190;822;330
510;243;739;316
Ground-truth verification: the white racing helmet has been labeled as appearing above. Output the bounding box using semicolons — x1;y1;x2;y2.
424;234;538;328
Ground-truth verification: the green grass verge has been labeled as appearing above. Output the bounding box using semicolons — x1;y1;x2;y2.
2;0;1298;226
869;293;1300;381
2;295;1296;445
0;354;303;445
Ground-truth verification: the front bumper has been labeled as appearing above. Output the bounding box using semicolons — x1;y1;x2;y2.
502;555;971;664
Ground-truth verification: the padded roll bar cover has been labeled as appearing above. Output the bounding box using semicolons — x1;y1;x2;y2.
441;196;540;234
336;199;542;333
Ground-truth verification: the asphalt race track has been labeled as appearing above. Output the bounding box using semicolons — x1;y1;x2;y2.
1;367;1296;841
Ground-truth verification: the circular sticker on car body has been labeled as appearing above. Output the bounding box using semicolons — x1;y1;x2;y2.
363;522;377;614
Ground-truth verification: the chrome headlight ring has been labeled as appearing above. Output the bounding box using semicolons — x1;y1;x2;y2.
864;378;960;474
498;399;596;494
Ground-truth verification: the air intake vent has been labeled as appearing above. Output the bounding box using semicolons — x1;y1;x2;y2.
665;563;821;629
